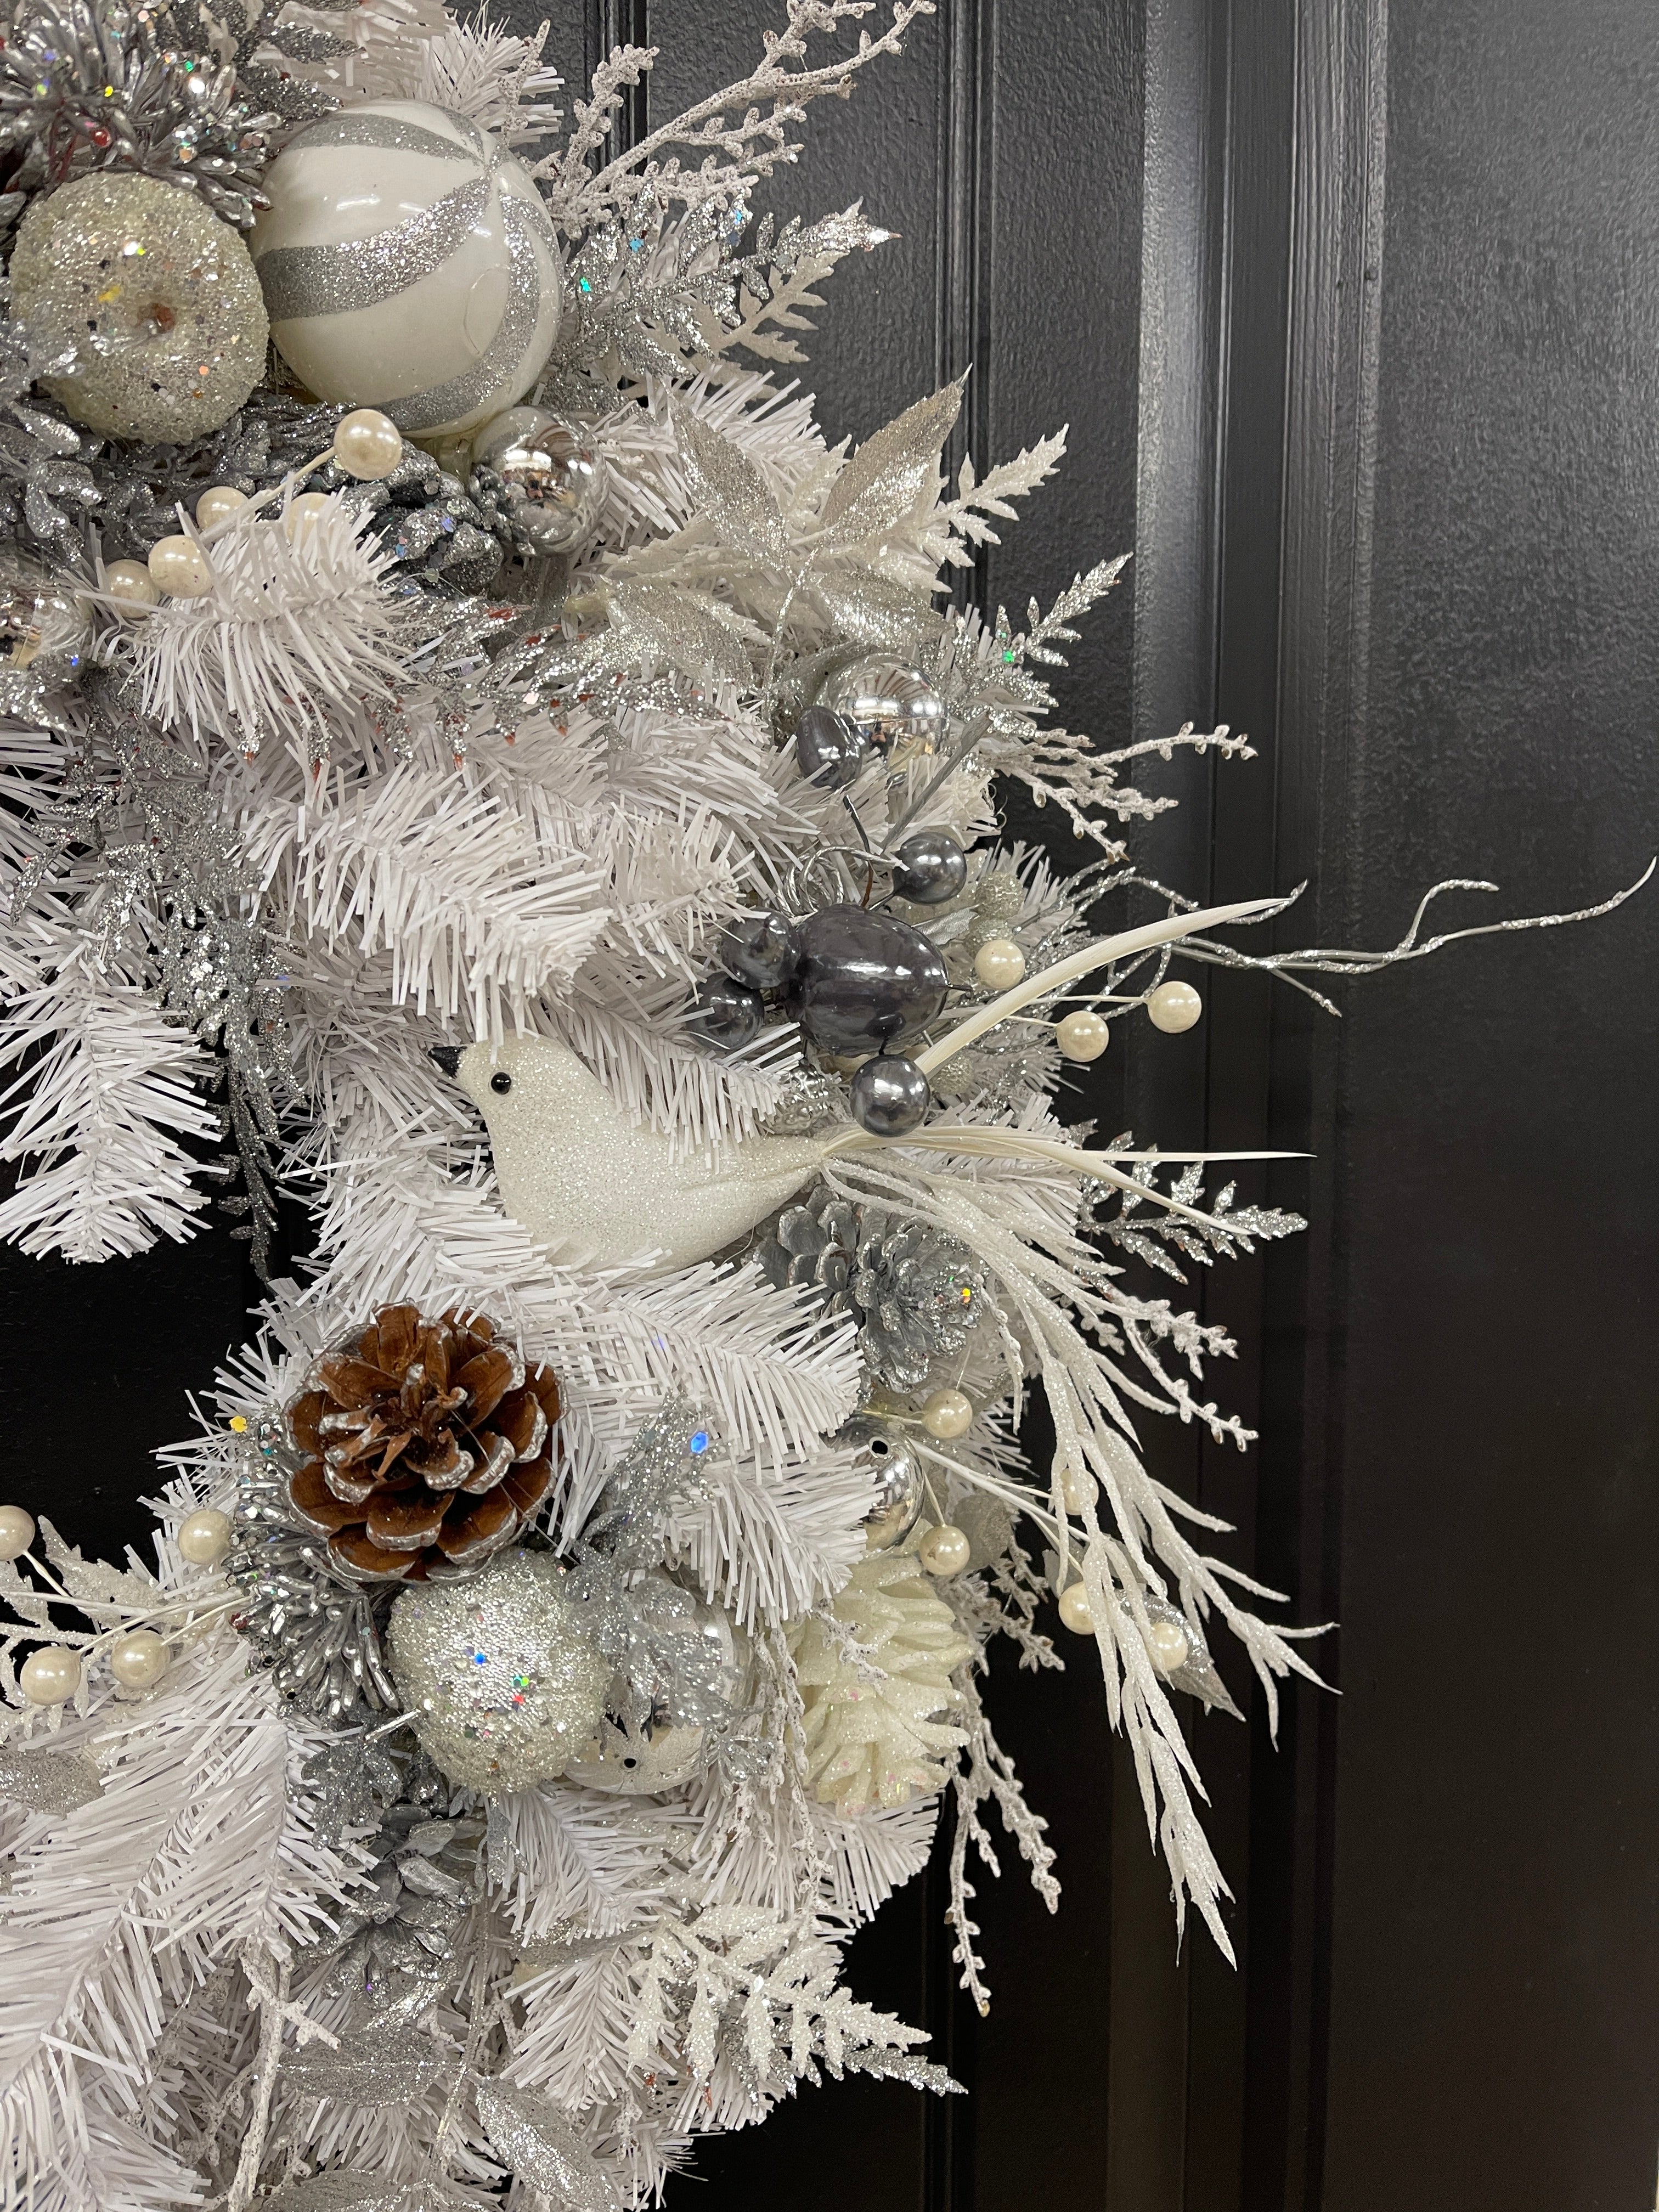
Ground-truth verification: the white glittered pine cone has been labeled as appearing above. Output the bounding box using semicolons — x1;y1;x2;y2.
790;1550;973;1817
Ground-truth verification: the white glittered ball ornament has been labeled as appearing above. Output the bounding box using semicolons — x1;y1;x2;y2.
387;1549;611;1795
10;173;267;441
252;101;563;440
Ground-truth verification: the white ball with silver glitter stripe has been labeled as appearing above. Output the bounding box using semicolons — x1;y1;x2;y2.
251;99;563;442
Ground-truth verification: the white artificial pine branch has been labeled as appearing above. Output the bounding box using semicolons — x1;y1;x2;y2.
122;496;408;758
0;945;220;1262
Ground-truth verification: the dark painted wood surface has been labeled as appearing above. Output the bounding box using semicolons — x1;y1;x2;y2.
4;5;1657;2207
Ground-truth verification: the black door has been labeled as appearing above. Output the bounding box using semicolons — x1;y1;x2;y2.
4;4;1654;2205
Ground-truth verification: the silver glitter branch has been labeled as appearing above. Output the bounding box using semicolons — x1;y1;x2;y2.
550;1;937;232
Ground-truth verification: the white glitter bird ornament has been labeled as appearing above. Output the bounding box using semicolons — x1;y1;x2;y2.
432;898;1282;1274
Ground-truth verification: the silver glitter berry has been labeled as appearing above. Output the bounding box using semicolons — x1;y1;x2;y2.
386;1549;611;1795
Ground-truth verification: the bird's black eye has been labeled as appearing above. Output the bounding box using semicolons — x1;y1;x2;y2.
490;1071;513;1095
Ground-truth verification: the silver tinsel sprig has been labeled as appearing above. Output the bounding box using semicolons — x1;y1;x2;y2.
755;1188;987;1392
0;0;281;228
228;1429;399;1720
563;1400;741;1736
0;317;92;570
572;1395;716;1571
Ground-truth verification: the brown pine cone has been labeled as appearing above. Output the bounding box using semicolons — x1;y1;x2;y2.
284;1305;560;1582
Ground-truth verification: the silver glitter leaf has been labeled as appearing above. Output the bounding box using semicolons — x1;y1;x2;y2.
266;2178;484;2212
283;2025;451;2103
0;1747;103;1815
675;408;787;560
474;2081;618;2210
821;379;965;542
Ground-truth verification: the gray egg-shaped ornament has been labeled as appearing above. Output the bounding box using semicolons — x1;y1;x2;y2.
837;1414;925;1553
789;904;949;1057
469;405;607;556
818;658;947;764
720;908;797;991
890;827;968;906
849;1052;930;1137
794;703;871;788
686;974;764;1049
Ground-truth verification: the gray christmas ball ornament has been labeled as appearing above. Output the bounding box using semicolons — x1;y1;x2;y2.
794;703;871;788
789;904;949;1057
837;1415;926;1553
469;406;608;557
817;658;947;764
890;828;968;906
386;1549;611;1796
720;908;797;991
849;1052;931;1136
686;973;765;1049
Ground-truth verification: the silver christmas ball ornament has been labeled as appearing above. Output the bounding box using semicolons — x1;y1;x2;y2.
890;827;968;906
386;1549;611;1795
686;973;764;1049
0;554;92;682
720;908;797;992
794;703;871;788
818;658;947;764
837;1415;926;1553
788;904;949;1057
469;406;608;557
849;1052;931;1137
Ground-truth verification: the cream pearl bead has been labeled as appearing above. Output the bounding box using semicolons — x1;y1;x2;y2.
194;484;249;531
918;1523;971;1577
283;490;332;540
109;1628;171;1690
147;534;214;597
20;1644;81;1704
1147;979;1203;1034
0;1503;36;1560
1056;1007;1110;1063
1058;1582;1094;1634
333;408;404;481
973;936;1026;990
104;557;160;616
920;1387;974;1441
1059;1462;1094;1514
177;1508;232;1565
1147;1618;1192;1673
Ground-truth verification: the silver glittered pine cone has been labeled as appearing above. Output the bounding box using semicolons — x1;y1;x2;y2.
303;1747;485;2025
755;1188;987;1391
344;445;506;598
